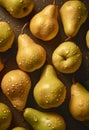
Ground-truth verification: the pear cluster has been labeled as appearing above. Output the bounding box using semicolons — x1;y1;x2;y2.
0;0;89;130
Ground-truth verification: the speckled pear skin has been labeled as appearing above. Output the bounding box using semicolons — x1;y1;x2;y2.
1;69;31;111
60;0;88;37
16;34;46;72
0;103;12;130
0;0;34;18
24;107;66;130
33;64;66;109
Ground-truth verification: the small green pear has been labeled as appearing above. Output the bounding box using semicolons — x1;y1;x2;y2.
0;21;15;52
0;102;12;130
12;127;27;130
69;82;89;121
29;3;59;41
33;64;66;109
1;69;31;111
0;0;34;18
52;41;82;73
23;107;66;130
60;0;88;38
16;33;46;72
86;30;89;49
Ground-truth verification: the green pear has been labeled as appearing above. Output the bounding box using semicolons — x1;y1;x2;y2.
0;102;12;130
29;3;59;41
33;64;66;109
0;21;15;52
16;33;46;72
69;82;89;121
52;41;82;73
23;107;66;130
1;69;31;111
0;0;34;18
60;0;88;38
86;30;89;48
12;127;27;130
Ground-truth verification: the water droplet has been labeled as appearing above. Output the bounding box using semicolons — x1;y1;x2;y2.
46;100;49;104
34;115;38;122
48;123;51;127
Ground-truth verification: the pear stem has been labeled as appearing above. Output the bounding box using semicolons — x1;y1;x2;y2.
53;0;56;5
65;36;72;42
21;22;29;34
72;74;76;84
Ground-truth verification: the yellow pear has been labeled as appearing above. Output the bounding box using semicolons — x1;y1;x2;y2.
29;3;59;41
16;33;46;72
1;69;31;111
69;82;89;121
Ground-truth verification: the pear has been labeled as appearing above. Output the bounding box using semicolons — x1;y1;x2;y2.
60;0;88;38
23;107;66;130
69;82;89;121
0;0;34;18
0;102;12;130
1;69;31;111
33;64;66;109
86;30;89;49
12;127;27;130
16;33;46;72
0;21;15;52
52;41;82;73
29;2;59;41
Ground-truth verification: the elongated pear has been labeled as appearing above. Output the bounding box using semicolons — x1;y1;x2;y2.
1;69;31;111
16;34;46;72
60;0;88;38
24;108;66;130
0;21;15;52
33;64;66;109
0;103;12;130
29;3;59;41
0;0;34;18
69;82;89;121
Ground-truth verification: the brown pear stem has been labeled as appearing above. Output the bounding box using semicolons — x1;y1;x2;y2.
72;74;76;84
53;0;56;5
65;36;72;42
21;22;29;34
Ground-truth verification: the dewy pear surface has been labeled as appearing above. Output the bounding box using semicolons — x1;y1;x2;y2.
16;33;46;72
0;103;12;130
52;41;82;73
30;4;59;41
0;0;34;18
60;0;88;38
23;107;66;130
1;69;31;111
33;64;66;109
69;82;89;121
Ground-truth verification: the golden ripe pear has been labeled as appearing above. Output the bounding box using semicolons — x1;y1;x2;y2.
60;0;88;38
1;69;31;111
29;3;59;41
86;30;89;49
16;33;46;72
69;82;89;121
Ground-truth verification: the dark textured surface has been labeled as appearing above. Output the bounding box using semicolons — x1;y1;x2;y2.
0;0;89;130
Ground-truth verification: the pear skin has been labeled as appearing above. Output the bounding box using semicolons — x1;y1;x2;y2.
33;64;66;109
29;4;59;41
16;34;46;72
0;21;15;52
60;0;88;38
0;0;34;18
69;82;89;121
12;127;27;130
24;108;66;130
52;41;82;74
0;103;12;130
1;69;31;111
86;30;89;49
